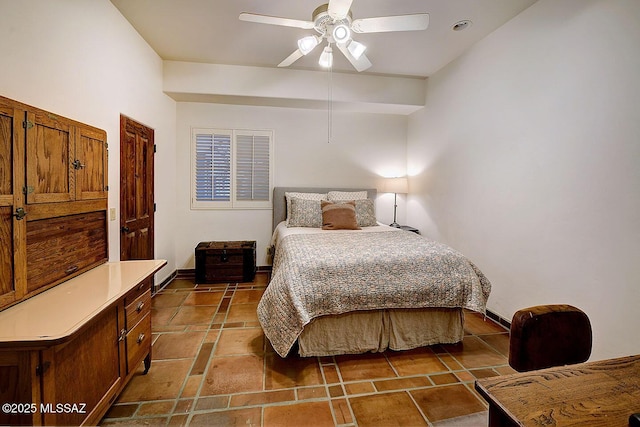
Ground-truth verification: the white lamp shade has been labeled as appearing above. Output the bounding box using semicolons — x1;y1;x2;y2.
383;177;408;194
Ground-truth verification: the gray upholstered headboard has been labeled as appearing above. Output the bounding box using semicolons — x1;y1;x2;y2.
272;187;377;231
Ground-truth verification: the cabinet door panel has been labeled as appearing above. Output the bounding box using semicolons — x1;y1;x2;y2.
41;307;122;426
0;352;40;426
76;126;108;200
26;111;74;204
0;105;13;196
0;207;16;304
26;211;108;294
0;104;26;309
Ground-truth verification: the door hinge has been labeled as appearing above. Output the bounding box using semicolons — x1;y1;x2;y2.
154;203;157;212
36;361;51;376
105;185;109;191
22;120;34;129
153;144;157;153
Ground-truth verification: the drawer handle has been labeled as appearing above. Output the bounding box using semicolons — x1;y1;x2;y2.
118;328;127;342
136;301;145;312
137;333;145;344
65;265;79;275
221;249;228;262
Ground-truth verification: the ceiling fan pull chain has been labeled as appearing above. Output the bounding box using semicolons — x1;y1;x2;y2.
328;64;332;143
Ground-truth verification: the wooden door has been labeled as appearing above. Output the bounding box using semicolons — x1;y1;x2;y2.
120;116;154;261
25;110;74;204
0;103;26;308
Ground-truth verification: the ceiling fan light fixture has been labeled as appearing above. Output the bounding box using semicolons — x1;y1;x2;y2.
347;40;366;59
297;35;319;55
319;46;333;68
332;24;351;44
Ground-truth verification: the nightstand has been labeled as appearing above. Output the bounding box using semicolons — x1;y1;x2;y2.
399;225;420;234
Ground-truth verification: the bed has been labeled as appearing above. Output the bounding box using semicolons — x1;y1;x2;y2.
258;187;491;357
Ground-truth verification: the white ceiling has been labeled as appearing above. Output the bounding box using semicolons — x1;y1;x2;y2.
111;0;538;78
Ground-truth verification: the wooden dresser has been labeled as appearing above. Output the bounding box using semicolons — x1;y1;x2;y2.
0;260;166;426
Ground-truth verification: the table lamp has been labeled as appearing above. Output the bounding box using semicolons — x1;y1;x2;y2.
383;177;408;227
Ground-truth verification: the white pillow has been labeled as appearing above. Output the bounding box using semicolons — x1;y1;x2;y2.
285;192;327;225
327;190;368;201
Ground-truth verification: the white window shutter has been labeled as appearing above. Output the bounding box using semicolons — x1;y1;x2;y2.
192;129;232;208
192;128;272;210
235;132;271;202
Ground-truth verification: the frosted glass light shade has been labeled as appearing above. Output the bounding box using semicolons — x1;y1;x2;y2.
319;46;333;68
347;40;366;59
298;35;319;55
332;24;351;44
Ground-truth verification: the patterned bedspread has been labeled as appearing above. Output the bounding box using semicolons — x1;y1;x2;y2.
258;230;491;357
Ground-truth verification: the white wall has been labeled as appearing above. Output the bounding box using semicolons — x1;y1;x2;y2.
175;102;407;267
0;0;177;283
407;0;640;360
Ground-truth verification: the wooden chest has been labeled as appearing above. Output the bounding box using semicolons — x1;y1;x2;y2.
195;241;256;283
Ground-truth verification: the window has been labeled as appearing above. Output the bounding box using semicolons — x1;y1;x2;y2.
191;128;273;209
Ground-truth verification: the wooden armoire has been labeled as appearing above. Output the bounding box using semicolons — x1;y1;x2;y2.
0;95;108;309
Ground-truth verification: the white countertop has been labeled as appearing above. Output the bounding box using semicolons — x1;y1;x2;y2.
0;260;166;346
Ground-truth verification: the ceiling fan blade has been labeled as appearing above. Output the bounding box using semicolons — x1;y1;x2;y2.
239;12;314;30
336;43;372;72
278;49;305;67
327;0;353;20
352;13;429;33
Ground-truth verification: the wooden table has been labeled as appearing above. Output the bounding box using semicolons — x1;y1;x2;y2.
475;355;640;426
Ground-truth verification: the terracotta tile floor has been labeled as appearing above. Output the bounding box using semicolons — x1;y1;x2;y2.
100;272;514;426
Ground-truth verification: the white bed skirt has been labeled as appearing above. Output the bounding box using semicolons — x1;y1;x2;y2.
297;307;464;357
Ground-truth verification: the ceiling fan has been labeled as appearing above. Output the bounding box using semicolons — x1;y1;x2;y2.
239;0;429;72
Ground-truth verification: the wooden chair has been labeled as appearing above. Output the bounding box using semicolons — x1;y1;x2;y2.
509;304;592;372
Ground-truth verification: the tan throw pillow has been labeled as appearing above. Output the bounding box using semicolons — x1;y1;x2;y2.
321;200;361;230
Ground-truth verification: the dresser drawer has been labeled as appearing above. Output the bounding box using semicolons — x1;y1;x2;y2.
124;278;151;306
126;290;151;330
126;313;151;373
